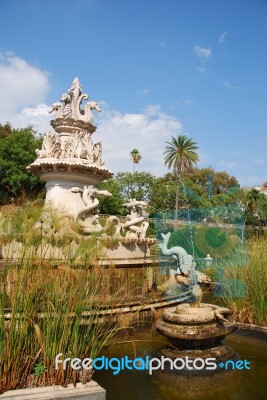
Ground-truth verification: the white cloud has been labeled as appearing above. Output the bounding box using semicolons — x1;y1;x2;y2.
219;32;228;43
239;175;266;186
198;150;209;165
0;53;50;125
138;88;150;96
0;55;187;176
219;160;237;169
94;103;183;175
169;101;180;110
197;66;207;74
194;46;211;59
224;81;240;90
12;103;52;133
254;158;265;165
184;99;193;105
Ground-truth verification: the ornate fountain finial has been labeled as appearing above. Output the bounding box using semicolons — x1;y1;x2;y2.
50;77;101;128
27;78;113;213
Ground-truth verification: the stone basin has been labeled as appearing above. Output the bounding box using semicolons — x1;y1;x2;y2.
157;303;236;349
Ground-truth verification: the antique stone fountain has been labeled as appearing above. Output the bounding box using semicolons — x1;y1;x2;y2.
26;77;157;263
1;78;211;312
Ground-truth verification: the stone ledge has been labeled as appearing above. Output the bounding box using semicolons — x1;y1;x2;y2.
0;381;106;400
236;322;267;339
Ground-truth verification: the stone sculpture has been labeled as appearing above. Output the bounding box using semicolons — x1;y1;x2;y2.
27;77;113;226
31;77;104;165
159;232;211;284
71;185;111;234
50;77;102;124
156;233;236;376
158;231;211;303
27;77;153;244
122;199;149;239
156;302;236;372
35;132;61;159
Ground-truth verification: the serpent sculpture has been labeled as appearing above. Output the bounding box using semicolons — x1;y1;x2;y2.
159;232;211;284
159;232;192;276
72;186;111;234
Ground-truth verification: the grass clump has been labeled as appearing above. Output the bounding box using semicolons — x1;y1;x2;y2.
0;205;142;393
219;237;267;326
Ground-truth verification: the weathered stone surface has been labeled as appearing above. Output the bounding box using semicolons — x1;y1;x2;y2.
163;305;216;324
161;343;236;361
0;381;106;400
25;77;154;242
27;78;113;234
157;302;236;350
157;318;235;341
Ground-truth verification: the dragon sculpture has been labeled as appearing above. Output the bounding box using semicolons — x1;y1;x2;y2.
158;232;211;304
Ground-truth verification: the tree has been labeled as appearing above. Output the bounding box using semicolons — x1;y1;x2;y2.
98;172;156;215
130;149;142;172
0;125;44;204
186;167;239;195
116;171;155;203
97;178;124;215
245;189;267;227
164;135;199;220
0;123;13;139
149;174;177;216
184;167;242;208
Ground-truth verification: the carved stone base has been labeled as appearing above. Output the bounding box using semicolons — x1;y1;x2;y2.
157;303;236;349
101;240;157;266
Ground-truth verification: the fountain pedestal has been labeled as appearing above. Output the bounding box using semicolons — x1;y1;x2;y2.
157;303;236;372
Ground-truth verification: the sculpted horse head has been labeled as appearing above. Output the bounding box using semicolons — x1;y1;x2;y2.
86;101;101;112
49;102;63;114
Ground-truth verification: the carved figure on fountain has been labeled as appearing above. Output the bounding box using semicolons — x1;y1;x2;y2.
71;185;112;234
27;77;156;248
27;77;113;235
159;232;211;284
28;78;112;190
50;77;101;129
158;231;211;299
123;199;149;240
35;132;61;159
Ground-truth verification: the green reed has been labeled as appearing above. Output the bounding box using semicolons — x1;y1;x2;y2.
0;205;142;393
220;237;267;326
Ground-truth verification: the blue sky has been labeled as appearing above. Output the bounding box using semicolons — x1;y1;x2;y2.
0;0;266;186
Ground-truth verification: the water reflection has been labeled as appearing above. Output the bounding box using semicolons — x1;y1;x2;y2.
94;331;267;400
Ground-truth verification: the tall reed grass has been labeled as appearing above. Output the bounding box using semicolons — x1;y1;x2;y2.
0;205;143;393
220;237;267;326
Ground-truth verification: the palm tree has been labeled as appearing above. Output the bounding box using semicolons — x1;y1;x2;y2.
164;135;199;220
130;149;142;172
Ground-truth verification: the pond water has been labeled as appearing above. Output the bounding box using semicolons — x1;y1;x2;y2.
94;329;267;400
